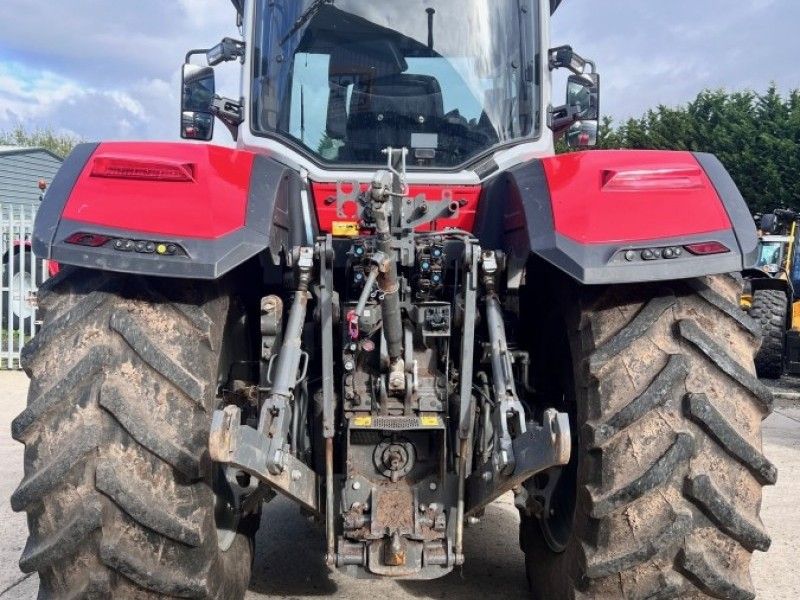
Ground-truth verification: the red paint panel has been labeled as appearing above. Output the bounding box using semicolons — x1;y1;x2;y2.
63;142;255;239
312;183;482;233
541;151;732;244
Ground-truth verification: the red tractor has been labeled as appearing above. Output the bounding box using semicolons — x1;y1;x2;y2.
13;1;773;598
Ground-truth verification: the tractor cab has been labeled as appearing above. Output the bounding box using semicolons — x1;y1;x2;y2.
756;236;790;275
182;0;599;180
250;0;539;168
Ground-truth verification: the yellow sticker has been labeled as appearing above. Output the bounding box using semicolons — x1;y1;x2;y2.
353;416;372;427
420;416;440;427
332;221;360;237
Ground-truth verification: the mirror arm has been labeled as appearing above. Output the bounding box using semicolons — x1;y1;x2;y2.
185;49;210;64
212;96;245;141
548;104;579;137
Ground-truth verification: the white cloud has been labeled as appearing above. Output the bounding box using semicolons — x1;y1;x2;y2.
176;0;239;30
552;0;799;121
0;63;83;122
0;1;240;142
0;0;798;143
0;59;181;141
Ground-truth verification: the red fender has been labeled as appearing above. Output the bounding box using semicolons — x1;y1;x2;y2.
473;150;758;284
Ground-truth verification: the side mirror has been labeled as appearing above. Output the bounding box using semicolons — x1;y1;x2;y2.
567;73;599;121
548;46;601;145
565;73;600;148
566;120;599;148
181;64;216;141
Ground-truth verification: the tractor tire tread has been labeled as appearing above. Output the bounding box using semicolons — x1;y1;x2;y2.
12;268;252;599
748;288;788;379
523;275;773;600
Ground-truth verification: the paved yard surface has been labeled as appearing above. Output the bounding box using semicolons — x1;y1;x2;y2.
1;371;799;599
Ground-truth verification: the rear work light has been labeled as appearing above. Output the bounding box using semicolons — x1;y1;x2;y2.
684;241;730;256
66;233;184;256
65;233;111;247
602;167;705;191
90;156;196;182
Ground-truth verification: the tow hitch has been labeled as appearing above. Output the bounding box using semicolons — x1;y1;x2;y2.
209;155;572;579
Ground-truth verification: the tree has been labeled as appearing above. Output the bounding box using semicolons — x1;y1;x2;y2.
558;87;800;214
0;124;82;159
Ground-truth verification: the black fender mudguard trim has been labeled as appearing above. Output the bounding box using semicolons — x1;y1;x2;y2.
49;218;269;280
743;271;791;294
693;152;759;269
33;142;100;258
474;157;757;285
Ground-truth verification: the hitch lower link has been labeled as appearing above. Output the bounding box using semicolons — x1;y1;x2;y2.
464;251;572;518
209;246;320;514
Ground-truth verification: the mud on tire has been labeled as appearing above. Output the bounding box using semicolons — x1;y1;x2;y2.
749;288;788;380
521;275;775;600
11;268;254;599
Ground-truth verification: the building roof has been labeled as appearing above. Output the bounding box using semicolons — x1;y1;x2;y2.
0;146;64;161
0;146;64;206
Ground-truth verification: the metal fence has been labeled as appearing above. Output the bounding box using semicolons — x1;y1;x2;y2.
1;202;47;369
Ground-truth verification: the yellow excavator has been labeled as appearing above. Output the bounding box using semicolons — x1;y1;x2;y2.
742;208;800;378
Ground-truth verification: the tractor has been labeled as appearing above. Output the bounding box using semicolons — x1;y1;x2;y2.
742;208;800;378
13;1;774;599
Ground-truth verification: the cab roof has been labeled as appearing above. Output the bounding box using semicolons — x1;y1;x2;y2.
230;1;564;16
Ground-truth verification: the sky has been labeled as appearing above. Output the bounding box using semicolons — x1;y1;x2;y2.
0;0;798;143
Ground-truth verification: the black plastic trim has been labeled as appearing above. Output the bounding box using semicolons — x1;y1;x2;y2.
50;219;264;279
33;142;100;259
544;231;743;285
693;152;759;268
747;275;791;294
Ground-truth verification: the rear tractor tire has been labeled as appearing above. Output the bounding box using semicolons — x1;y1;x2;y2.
749;288;788;379
520;275;775;600
11;268;256;599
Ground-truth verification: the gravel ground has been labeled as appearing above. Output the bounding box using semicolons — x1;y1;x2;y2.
1;371;798;599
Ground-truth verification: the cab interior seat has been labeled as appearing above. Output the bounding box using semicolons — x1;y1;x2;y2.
344;73;444;162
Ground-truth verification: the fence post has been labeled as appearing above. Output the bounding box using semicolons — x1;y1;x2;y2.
0;202;46;370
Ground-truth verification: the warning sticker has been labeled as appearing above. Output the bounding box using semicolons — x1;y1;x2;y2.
332;221;360;237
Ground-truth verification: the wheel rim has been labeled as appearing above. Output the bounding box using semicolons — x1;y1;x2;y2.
213;465;244;552
10;272;35;320
212;324;254;553
538;448;578;552
533;347;580;553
